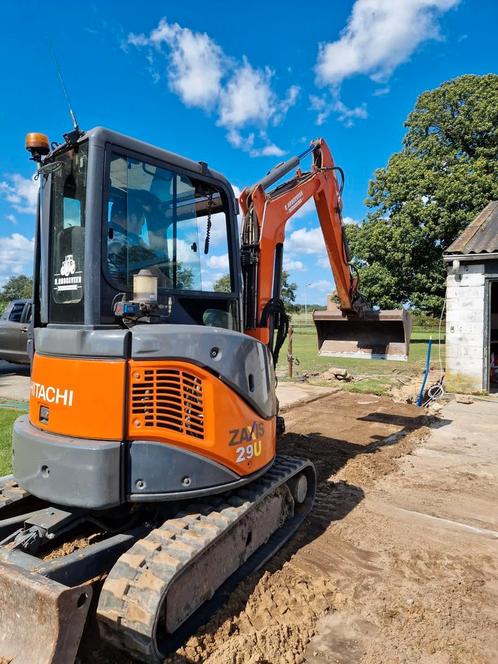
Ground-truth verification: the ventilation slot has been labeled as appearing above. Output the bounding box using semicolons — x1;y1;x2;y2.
131;368;205;440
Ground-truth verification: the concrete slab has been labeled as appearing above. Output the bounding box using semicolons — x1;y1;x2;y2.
304;396;498;662
276;382;338;411
0;361;30;402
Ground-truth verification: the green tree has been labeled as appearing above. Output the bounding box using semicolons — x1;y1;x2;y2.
346;74;498;315
281;270;298;313
1;275;33;301
0;275;33;315
212;271;297;312
213;274;231;292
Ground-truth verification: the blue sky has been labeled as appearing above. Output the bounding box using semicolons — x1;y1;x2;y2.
0;0;496;303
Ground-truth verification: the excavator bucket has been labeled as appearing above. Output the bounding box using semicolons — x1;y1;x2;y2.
0;562;92;664
313;301;411;361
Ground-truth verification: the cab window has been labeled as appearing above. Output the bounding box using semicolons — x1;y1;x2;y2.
105;153;232;294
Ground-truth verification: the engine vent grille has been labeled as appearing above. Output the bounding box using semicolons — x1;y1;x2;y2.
131;367;204;440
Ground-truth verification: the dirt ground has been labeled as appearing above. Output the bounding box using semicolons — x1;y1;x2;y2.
83;392;498;664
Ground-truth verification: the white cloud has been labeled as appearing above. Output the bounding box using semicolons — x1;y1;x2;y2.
332;99;368;127
129;20;225;109
343;216;359;225
6;214;17;225
128;19;296;156
309;95;330;126
0;174;38;214
309;93;367;127
373;85;391;96
208;253;229;269
283;258;305;272
286;226;324;255
308;279;332;292
220;60;274;127
272;85;300;126
227;130;285;158
315;0;459;87
0;233;35;286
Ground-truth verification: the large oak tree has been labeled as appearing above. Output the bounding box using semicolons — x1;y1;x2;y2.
346;74;498;315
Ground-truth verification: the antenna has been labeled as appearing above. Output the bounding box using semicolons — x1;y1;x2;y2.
49;42;79;131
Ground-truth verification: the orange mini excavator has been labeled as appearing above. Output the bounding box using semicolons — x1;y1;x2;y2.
0;126;410;663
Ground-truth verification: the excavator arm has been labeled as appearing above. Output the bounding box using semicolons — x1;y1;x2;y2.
239;139;411;363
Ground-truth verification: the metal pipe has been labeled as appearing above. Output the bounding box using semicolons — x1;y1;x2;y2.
250;141;319;193
417;337;433;406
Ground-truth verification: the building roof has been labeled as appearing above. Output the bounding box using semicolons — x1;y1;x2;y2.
446;201;498;255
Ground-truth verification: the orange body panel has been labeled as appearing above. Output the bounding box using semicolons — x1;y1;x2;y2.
29;353;126;440
128;360;275;476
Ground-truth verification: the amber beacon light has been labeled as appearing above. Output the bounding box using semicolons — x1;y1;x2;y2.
25;132;50;162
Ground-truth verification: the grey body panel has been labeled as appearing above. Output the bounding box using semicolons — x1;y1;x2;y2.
128;440;272;501
12;418;273;509
13;416;122;509
130;324;277;419
35;327;130;358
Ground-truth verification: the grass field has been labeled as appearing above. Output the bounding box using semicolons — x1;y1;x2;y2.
0;408;22;476
278;320;445;395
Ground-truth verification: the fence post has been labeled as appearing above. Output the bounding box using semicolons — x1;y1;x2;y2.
288;325;294;379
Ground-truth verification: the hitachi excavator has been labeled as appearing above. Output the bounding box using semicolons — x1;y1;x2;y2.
0;126;410;664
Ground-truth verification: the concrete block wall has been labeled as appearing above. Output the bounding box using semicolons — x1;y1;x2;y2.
445;263;485;391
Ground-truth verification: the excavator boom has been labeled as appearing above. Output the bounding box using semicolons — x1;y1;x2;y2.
239;139;411;361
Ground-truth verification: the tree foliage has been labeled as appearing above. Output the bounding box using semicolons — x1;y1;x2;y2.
213;274;231;292
0;275;33;315
1;275;33;301
212;271;297;312
281;270;298;313
346;74;498;315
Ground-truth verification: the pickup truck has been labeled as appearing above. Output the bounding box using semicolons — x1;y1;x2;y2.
0;299;31;364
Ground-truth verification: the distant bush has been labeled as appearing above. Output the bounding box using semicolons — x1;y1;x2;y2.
411;311;442;329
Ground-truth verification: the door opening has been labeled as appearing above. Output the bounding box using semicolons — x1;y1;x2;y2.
489;281;498;392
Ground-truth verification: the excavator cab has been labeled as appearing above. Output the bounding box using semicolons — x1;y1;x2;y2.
313;298;411;361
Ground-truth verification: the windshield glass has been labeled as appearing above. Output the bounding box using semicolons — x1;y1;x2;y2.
106;152;232;292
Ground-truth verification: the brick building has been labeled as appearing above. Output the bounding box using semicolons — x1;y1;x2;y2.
444;201;498;392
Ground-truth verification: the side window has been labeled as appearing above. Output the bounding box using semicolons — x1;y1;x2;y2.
177;174;232;292
50;145;88;315
24;304;32;323
9;303;24;323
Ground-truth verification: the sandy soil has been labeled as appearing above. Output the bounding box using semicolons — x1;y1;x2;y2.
161;394;429;664
82;392;498;664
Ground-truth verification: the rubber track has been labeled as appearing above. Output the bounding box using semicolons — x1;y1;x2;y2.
0;476;29;510
98;455;312;662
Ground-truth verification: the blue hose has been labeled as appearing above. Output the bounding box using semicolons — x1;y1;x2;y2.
417;337;433;407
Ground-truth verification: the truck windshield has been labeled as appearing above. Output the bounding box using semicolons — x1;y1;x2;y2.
106;152;232;293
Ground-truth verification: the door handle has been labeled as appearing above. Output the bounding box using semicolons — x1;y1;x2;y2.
21;327;28;333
